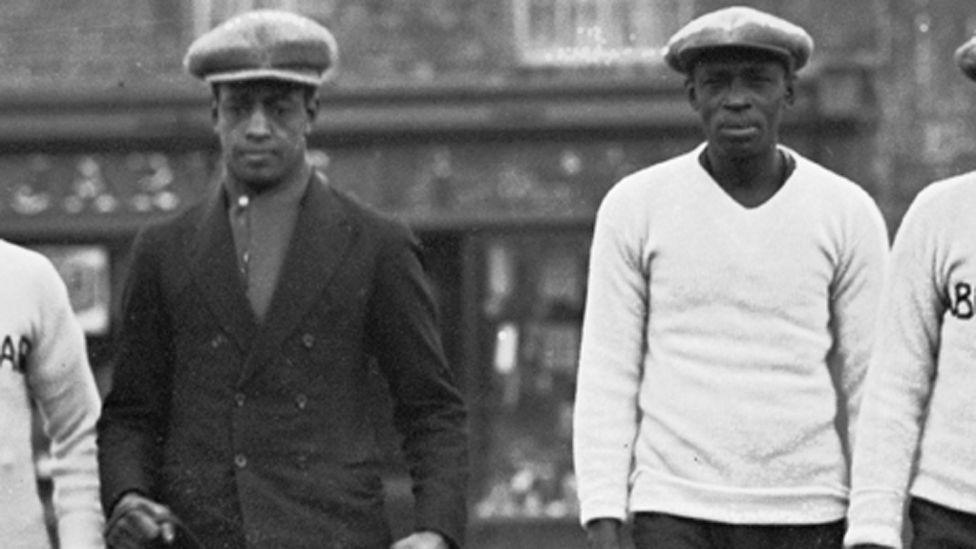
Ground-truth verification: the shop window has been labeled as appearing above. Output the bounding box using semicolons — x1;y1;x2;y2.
471;232;590;522
32;246;111;336
513;0;694;66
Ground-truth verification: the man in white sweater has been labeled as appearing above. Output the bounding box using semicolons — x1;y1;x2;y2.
0;240;104;548
573;7;888;549
844;33;976;549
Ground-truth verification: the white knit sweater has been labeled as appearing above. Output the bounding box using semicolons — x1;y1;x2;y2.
0;240;104;548
573;144;888;526
846;173;976;548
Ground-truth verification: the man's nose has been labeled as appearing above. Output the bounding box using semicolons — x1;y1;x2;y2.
723;80;751;109
245;106;271;137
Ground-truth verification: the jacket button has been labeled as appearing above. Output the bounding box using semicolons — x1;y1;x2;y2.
210;334;226;349
234;393;245;407
295;394;308;410
301;333;315;348
234;454;247;468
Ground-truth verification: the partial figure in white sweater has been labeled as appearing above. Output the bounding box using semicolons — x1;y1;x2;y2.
572;7;889;549
0;240;104;548
845;33;976;549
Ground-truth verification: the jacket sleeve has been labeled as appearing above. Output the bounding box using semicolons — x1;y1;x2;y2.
365;223;469;548
97;228;175;515
29;257;105;548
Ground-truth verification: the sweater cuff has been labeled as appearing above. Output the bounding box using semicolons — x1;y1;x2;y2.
844;490;904;548
579;500;628;528
57;511;106;549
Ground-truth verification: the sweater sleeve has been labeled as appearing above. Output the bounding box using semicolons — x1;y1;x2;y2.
825;192;889;459
27;258;105;549
845;190;943;548
573;185;647;526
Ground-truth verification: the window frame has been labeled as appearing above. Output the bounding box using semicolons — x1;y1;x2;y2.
511;0;695;67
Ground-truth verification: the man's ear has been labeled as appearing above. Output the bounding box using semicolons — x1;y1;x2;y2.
685;77;699;109
305;95;320;134
210;85;221;128
784;79;796;106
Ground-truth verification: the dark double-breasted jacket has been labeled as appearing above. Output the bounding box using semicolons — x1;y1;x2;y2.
98;172;469;548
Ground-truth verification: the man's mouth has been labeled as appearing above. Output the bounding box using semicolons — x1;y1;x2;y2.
239;150;275;162
718;124;759;138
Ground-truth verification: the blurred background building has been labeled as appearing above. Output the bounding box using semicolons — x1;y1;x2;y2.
7;1;976;547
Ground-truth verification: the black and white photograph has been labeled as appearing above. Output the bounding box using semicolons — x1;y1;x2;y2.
0;2;971;548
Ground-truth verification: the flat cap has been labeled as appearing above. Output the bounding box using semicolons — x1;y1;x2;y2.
956;34;976;81
184;9;338;87
664;6;814;74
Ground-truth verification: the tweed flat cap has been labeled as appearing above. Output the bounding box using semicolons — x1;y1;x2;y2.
956;34;976;81
664;6;813;74
184;9;338;86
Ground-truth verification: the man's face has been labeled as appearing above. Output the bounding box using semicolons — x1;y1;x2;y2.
213;80;317;192
686;50;793;160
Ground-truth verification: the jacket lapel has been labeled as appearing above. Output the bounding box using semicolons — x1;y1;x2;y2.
187;186;258;351
244;173;355;375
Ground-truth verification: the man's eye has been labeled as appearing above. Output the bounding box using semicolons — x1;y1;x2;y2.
270;103;295;116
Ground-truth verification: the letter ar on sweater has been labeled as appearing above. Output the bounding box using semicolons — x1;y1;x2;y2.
0;334;31;373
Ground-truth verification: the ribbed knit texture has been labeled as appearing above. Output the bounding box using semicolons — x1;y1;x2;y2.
0;240;103;548
846;173;976;548
574;144;888;527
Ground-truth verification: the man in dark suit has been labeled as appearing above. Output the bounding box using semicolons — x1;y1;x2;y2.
97;10;468;549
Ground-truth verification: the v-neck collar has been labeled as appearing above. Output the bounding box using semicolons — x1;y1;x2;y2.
696;144;797;212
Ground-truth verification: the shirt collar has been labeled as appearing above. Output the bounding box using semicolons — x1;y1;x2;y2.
223;167;312;211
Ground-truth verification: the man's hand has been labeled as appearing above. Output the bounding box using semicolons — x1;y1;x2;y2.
585;518;623;549
390;530;450;549
105;492;178;549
